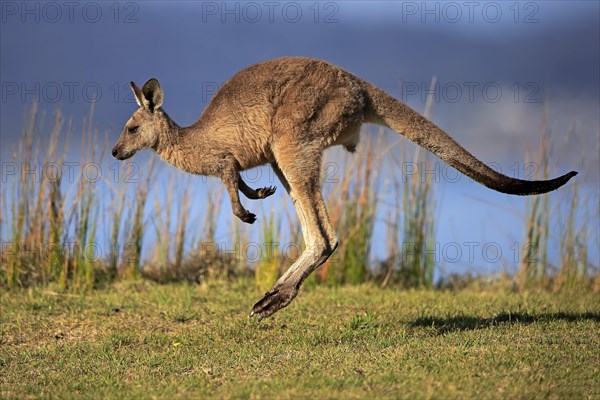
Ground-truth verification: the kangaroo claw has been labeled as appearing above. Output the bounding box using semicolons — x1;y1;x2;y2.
256;186;277;199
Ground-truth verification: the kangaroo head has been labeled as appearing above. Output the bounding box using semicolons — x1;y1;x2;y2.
112;78;167;160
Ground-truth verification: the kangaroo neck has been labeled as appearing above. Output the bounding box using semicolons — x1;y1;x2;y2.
154;116;217;176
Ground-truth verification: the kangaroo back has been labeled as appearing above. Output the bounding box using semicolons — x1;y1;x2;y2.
363;83;577;195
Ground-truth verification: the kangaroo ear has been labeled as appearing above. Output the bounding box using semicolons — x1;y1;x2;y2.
130;81;143;107
141;78;163;112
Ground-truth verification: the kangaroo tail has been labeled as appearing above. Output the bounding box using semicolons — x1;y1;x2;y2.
363;83;577;195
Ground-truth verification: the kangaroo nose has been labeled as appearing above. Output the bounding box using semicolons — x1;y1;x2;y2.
112;147;119;158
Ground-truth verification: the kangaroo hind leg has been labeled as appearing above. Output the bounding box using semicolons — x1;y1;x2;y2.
251;148;338;320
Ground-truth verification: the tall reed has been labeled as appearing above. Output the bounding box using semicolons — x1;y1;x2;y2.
520;112;550;288
67;105;101;291
119;157;155;279
520;110;598;291
553;127;597;290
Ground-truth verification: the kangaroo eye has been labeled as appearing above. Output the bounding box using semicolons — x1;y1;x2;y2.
128;126;139;134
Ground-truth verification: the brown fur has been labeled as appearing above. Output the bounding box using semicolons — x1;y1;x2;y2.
112;57;577;320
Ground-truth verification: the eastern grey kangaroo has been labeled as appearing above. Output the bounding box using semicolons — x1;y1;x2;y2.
112;57;576;320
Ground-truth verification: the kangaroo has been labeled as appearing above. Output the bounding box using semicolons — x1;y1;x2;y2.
112;57;577;321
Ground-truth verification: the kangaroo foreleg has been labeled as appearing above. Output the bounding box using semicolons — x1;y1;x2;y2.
221;162;257;224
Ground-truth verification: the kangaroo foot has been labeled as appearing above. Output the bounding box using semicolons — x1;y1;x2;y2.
250;282;298;321
256;186;276;199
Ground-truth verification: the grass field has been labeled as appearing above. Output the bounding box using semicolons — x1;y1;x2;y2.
1;281;598;399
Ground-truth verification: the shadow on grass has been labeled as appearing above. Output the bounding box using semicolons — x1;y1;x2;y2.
409;311;600;334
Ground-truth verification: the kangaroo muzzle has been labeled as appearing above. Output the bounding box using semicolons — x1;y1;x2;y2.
111;146;133;160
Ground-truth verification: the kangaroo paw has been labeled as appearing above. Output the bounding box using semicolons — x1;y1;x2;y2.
237;210;256;224
250;283;298;321
256;186;276;199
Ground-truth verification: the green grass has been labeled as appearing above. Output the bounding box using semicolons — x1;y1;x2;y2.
1;282;598;399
